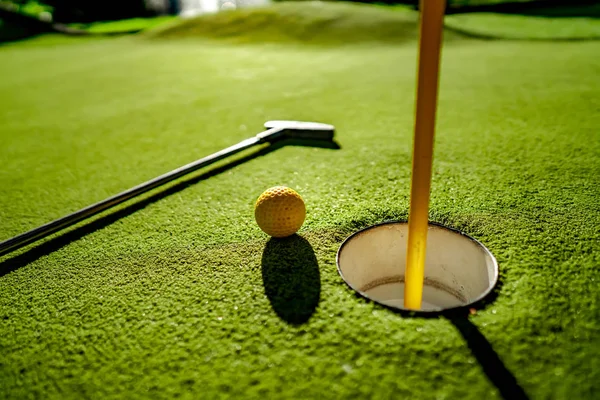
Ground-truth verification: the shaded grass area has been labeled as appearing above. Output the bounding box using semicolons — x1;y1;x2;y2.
0;8;599;400
0;2;175;44
445;0;600;17
0;17;35;41
444;11;600;40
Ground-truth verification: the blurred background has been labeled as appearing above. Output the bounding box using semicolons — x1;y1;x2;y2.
1;0;598;43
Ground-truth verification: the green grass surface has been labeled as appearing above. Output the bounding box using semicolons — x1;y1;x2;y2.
444;12;600;40
1;3;600;399
69;16;178;34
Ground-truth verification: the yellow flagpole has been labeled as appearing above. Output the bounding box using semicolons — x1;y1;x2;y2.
404;0;446;310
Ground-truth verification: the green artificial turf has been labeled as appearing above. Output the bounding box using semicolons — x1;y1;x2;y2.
444;11;600;40
69;16;178;34
1;3;599;399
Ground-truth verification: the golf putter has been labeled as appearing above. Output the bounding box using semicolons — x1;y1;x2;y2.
0;121;335;257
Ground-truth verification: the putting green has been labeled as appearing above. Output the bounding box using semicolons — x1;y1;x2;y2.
1;4;599;399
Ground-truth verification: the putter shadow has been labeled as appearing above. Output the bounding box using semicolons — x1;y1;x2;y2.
261;235;320;325
0;138;340;277
447;312;529;400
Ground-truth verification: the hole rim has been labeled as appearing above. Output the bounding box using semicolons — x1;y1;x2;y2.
336;220;499;315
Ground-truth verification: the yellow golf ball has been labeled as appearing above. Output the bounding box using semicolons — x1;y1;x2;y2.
254;186;306;238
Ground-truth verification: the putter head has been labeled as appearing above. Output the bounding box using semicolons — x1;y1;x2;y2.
262;120;335;142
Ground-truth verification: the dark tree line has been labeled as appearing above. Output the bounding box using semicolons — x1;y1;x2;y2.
4;0;598;23
44;0;150;23
3;0;181;23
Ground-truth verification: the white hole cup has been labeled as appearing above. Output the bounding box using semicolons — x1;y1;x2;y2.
336;222;498;312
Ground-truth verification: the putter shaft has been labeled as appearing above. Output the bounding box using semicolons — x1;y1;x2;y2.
0;129;280;257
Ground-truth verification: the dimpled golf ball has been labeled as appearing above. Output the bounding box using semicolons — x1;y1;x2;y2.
255;186;306;238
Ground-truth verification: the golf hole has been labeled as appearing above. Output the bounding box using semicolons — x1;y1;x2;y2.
336;221;498;312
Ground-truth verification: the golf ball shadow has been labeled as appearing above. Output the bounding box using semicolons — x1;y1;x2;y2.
261;235;320;325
